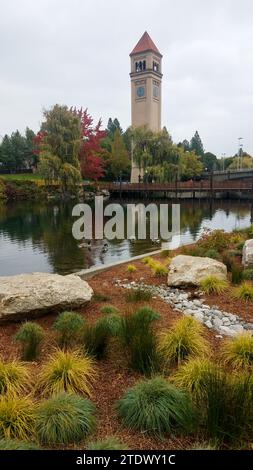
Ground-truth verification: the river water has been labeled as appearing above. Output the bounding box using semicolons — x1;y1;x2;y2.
0;199;252;276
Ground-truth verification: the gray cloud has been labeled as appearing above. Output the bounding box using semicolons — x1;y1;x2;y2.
0;0;252;156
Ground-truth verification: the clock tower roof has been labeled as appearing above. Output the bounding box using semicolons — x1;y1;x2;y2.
130;31;162;57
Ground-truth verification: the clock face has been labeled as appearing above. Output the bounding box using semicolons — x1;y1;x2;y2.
153;85;159;98
137;86;145;98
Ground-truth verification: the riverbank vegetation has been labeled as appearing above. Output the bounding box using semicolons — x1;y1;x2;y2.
0;229;252;450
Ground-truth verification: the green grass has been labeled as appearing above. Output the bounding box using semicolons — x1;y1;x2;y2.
125;288;152;303
0;438;40;450
36;349;96;397
14;322;44;361
0;396;36;440
127;264;137;273
88;437;127;450
221;333;253;370
82;319;110;359
93;292;111;302
53;311;85;348
172;358;219;401
242;269;253;281
200;276;228;295
36;393;96;445
158;317;209;368
151;262;168;277
97;314;122;337
0;174;43;182
0;358;30;398
117;377;196;438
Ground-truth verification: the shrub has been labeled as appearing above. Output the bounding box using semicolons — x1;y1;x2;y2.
127;264;137;274
204;249;219;260
0;358;30;398
172;358;218;401
120;311;159;374
117;377;196;437
93;292;111;302
88;437;127;450
0;397;36;440
200;276;228;295
242;269;253;281
181;245;205;257
0;439;40;450
125;288;152;303
100;305;119;315
151;262;168;277
158;317;209;368
53;311;85;348
142;256;154;266
233;282;253;301
97;314;122;337
221;333;253;370
231;264;244;284
36;393;96;445
82;320;110;359
199;229;230;252
222;254;234;272
14;322;44;361
36;349;95;397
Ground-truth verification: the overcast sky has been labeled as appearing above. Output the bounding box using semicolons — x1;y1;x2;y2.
0;0;252;157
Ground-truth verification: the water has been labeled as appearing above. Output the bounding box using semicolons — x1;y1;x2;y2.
0;199;252;276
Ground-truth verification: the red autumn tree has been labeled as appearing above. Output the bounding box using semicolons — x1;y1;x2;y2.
71;107;107;180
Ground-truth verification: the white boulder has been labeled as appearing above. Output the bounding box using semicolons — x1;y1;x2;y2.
167;255;227;287
0;272;93;322
242;239;253;268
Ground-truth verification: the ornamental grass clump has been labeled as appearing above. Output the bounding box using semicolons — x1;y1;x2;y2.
53;311;85;348
117;377;196;438
221;332;253;370
82;319;110;359
120;309;159;374
127;264;137;274
97;314;122;337
0;396;36;440
36;349;95;397
200;276;228;295
233;282;253;301
0;358;30;398
151;262;168;277
158;317;209;368
100;305;119;315
171;358;219;402
36;393;96;445
14;322;44;361
125;288;152;303
88;436;127;450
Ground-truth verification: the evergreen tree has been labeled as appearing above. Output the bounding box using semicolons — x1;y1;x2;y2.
190;131;204;157
109;129;130;178
107;118;123;139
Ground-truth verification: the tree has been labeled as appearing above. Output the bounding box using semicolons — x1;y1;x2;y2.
190;131;204;157
107;118;123;139
201;152;219;171
71;108;107;181
109;129;130;178
228;156;253;170
179;151;203;180
38;105;82;193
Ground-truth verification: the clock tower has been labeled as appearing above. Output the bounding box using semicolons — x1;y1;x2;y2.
130;32;163;182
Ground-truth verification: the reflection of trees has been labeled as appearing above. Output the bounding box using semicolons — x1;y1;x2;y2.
0;202;93;274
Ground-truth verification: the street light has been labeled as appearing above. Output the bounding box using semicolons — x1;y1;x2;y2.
238;137;243;170
221;153;226;172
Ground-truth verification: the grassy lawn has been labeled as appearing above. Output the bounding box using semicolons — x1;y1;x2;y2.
0;173;43;182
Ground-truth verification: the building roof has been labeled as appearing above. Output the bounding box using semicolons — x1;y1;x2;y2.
130;31;162;57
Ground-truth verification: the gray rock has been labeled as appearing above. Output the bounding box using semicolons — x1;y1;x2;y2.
219;326;236;336
205;320;213;329
213;317;223;328
244;323;253;331
229;324;244;333
242;239;253;267
167;255;227;287
0;272;93;322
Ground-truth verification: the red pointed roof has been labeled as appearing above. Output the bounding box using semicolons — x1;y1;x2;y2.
130;31;162;57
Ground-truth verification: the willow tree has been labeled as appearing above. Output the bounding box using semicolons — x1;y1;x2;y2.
38;105;82;194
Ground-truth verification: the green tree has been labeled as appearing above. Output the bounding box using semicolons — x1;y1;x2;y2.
190;131;204;157
179;151;203;180
228;156;253;170
39;105;82;194
201;152;219;171
107;118;123;139
109;129;130;178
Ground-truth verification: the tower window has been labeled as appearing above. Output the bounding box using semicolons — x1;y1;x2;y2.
153;61;159;72
135;60;146;72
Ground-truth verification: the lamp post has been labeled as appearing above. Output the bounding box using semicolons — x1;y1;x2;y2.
238;137;243;170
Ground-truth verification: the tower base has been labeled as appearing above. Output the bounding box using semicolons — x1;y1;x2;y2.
130;164;144;183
